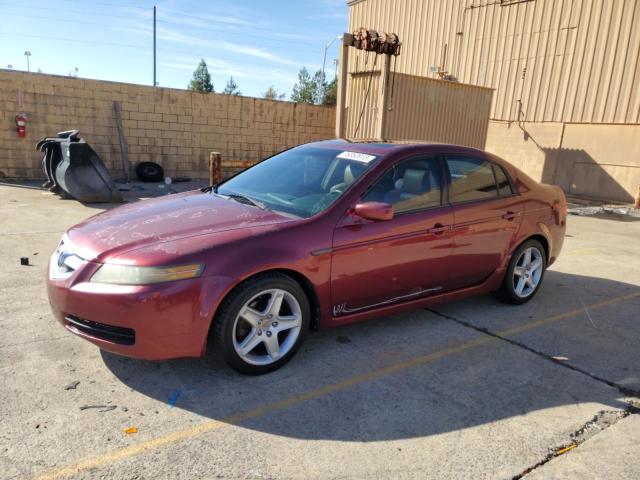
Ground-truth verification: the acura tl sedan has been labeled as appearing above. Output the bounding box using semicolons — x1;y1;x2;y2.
48;140;567;374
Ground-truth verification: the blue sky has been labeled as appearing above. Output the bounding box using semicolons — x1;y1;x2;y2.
0;0;348;98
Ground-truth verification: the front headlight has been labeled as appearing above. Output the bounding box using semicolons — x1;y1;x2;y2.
90;263;205;285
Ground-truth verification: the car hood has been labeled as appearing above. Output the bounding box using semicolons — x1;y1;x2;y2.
67;190;295;262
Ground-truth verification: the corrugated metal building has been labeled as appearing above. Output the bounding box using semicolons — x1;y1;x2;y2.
346;0;640;202
343;68;494;148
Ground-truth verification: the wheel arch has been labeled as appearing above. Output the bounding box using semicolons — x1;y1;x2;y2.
526;233;550;265
208;267;321;338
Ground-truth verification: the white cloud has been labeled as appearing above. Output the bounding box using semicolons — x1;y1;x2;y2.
126;23;302;68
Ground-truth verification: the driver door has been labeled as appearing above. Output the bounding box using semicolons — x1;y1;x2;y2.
330;155;454;317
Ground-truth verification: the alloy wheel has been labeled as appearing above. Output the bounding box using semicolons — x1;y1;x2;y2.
232;289;302;366
512;246;544;298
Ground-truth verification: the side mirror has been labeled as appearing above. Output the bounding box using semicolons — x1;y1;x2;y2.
354;202;394;221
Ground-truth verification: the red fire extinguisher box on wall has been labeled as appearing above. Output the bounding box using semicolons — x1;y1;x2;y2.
15;113;27;138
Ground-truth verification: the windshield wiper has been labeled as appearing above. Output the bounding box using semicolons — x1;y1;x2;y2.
225;193;269;211
200;184;219;193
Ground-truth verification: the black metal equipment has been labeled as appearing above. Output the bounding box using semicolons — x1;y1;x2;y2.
36;131;122;203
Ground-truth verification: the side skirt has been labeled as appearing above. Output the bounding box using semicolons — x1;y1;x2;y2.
322;267;506;329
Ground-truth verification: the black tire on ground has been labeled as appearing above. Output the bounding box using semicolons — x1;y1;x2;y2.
495;239;547;305
207;272;311;375
135;161;164;182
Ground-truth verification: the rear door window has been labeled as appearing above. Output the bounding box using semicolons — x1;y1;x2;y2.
446;156;499;203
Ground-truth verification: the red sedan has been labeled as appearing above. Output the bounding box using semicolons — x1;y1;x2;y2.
47;141;566;374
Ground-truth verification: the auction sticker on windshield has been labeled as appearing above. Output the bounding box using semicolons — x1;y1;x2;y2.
336;151;377;163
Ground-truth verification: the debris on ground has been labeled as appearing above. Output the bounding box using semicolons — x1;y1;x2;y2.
37;130;122;203
555;444;577;456
20;257;29;266
567;201;640;219
168;389;181;408
136;161;164;182
336;335;352;344
79;404;117;412
64;381;80;390
123;426;138;434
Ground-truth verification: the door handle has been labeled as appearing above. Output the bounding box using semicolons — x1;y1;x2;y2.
426;223;449;235
502;211;520;221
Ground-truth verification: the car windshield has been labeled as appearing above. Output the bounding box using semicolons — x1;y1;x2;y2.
216;145;379;218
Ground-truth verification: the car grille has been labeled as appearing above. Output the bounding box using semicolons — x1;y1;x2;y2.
64;315;136;346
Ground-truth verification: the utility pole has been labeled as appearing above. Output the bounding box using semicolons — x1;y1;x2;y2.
153;6;157;87
24;51;31;72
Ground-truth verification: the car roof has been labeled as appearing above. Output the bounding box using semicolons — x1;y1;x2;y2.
306;139;489;157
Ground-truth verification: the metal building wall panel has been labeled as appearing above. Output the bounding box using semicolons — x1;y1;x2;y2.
347;0;640;124
345;71;382;139
345;71;493;149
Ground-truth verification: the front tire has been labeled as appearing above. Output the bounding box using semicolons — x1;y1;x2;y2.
495;239;546;305
208;273;310;374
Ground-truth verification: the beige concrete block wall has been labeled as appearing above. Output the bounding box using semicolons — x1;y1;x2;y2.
486;120;640;203
485;121;565;181
0;70;335;180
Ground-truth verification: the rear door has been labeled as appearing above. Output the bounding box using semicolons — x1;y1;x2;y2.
445;155;523;289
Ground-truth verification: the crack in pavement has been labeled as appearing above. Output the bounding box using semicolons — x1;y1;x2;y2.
426;308;640;397
426;308;640;479
513;407;639;479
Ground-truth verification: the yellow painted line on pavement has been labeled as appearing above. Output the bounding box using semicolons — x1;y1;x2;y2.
499;291;640;337
32;290;640;480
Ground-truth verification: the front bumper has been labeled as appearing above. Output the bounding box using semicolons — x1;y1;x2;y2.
47;260;230;360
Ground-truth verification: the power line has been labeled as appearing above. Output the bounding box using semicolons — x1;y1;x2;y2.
65;0;148;10
0;8;323;55
0;3;137;20
0;2;323;45
0;31;306;71
0;31;148;51
2;12;116;28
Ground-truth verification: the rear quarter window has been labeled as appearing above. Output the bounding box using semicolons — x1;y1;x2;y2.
493;164;515;196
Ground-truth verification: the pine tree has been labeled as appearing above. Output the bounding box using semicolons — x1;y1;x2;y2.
291;68;330;104
322;78;338;106
188;60;214;93
263;86;286;100
223;77;241;95
291;68;320;104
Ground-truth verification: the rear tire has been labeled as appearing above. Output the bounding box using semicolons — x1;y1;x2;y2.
495;239;546;305
207;273;310;375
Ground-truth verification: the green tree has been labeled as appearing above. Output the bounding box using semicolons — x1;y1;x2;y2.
322;78;337;106
291;67;325;104
263;85;286;100
223;76;241;95
188;59;214;93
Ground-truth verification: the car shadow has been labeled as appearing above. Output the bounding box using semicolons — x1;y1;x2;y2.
100;270;639;442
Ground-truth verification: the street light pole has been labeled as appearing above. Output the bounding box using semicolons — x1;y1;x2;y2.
24;51;31;72
321;35;342;99
153;6;157;87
